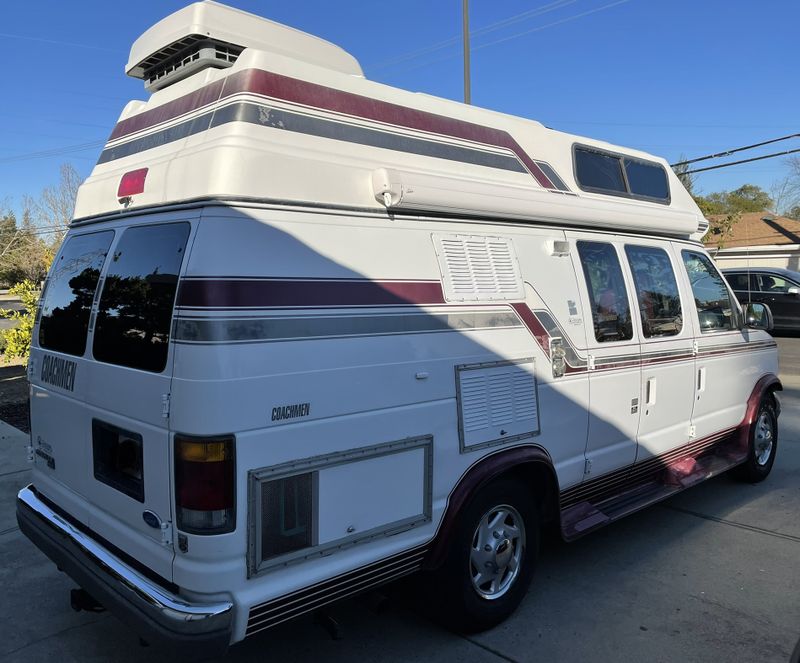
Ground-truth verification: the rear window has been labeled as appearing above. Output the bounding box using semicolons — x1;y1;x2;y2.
38;231;115;356
93;222;190;373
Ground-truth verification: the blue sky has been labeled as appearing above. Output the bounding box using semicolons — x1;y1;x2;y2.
2;0;798;216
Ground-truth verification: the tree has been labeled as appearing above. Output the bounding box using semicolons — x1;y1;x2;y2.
24;162;81;242
695;184;774;216
672;156;696;196
0;205;51;284
0;280;40;362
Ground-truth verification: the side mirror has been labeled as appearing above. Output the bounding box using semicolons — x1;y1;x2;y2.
788;286;799;296
745;302;773;331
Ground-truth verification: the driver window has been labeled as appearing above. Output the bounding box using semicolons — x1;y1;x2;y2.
681;250;738;332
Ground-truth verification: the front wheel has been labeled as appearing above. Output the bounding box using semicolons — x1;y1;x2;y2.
432;479;539;632
734;396;778;483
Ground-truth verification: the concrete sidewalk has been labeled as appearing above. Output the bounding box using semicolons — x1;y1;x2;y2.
0;418;30;539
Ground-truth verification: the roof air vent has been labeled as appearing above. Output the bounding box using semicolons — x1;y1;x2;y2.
129;34;244;92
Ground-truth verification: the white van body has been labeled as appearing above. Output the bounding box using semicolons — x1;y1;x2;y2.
17;1;781;655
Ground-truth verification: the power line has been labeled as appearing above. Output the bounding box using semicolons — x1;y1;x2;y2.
368;0;578;72
471;0;633;52
671;133;800;168
0;31;121;53
0;140;105;165
683;147;800;175
382;0;634;78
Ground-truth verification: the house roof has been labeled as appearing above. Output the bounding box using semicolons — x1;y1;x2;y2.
704;211;800;249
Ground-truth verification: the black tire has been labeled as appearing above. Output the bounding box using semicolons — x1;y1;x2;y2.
733;396;778;483
431;478;539;633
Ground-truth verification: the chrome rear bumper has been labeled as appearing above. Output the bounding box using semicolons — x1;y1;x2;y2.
16;485;233;657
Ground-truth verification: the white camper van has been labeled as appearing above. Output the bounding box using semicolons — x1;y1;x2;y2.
17;1;781;655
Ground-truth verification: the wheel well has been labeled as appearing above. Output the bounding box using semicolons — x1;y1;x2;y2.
501;462;559;525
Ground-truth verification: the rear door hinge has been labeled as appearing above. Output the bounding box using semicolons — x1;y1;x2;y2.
161;393;171;419
160;522;173;546
688;425;697;439
583;458;593;476
692;340;698;355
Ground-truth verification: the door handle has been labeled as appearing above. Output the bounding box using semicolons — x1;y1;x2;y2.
697;367;706;398
646;377;657;406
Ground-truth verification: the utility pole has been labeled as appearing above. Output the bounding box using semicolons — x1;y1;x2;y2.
463;0;471;104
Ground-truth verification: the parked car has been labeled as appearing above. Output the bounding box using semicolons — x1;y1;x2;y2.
723;267;800;332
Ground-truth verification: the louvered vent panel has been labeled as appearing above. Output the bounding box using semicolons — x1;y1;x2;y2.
457;360;539;452
435;234;524;302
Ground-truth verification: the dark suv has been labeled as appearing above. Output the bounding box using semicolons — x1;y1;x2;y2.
723;267;800;332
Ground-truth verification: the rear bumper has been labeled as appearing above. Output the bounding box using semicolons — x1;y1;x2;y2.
16;485;233;657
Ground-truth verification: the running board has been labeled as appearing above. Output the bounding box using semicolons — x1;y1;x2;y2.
561;438;747;541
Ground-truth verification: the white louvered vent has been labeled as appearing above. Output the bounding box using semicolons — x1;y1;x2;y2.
434;234;524;302
457;360;539;452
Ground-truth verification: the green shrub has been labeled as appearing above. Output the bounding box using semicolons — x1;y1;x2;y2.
0;280;40;364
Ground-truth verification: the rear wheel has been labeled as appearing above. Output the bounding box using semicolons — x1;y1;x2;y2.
734;396;778;483
432;479;538;632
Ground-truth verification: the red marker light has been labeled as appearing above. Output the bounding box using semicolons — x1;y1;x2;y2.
117;168;148;198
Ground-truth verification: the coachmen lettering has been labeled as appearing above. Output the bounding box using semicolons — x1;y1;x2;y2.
15;2;783;656
271;402;311;422
40;354;77;392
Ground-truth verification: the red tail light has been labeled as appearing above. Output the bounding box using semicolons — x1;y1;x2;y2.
175;434;235;534
117;168;148;198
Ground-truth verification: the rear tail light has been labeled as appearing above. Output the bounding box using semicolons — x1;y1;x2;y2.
175;434;236;534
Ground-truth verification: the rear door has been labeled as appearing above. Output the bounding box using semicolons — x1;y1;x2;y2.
31;215;194;580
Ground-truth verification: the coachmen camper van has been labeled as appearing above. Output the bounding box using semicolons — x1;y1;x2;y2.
17;1;781;655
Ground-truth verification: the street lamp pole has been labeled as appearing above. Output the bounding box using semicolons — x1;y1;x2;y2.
463;0;471;104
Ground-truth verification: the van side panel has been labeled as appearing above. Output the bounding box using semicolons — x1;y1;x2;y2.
169;206;590;610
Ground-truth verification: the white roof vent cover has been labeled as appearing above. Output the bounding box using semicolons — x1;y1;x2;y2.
434;234;524;302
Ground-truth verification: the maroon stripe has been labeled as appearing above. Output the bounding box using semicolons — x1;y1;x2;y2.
176;279;445;308
108;78;227;141
510;303;551;358
107;68;556;189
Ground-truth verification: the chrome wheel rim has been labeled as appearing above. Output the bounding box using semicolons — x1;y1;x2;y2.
469;504;525;600
755;411;774;466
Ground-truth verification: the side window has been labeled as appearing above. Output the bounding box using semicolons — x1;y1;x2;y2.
725;273;750;291
38;230;115;356
577;241;634;342
624;245;682;338
756;274;795;293
681;251;738;332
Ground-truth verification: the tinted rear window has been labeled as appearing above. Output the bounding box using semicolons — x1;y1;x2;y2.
38;231;115;356
93;223;190;373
